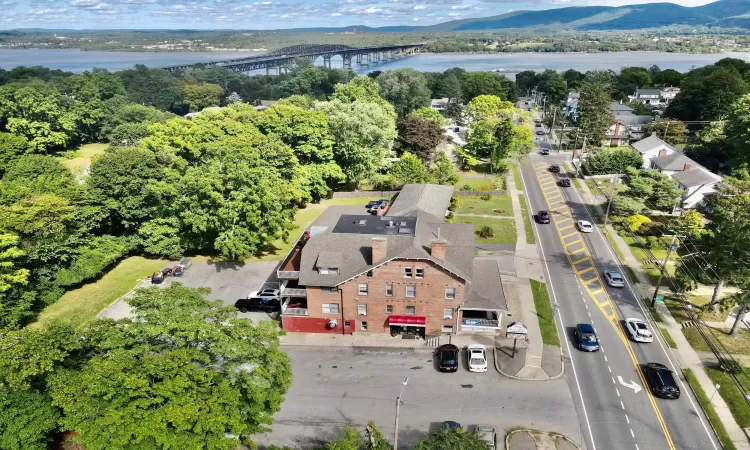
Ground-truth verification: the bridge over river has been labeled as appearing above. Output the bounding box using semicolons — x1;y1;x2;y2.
161;43;425;74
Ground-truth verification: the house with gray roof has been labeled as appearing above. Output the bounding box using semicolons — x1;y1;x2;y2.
277;184;508;337
628;88;664;106
631;135;680;169
648;152;723;209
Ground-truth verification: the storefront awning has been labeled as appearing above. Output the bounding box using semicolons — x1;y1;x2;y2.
389;315;426;327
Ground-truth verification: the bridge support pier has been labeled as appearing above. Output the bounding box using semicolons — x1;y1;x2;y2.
343;55;352;70
323;55;332;68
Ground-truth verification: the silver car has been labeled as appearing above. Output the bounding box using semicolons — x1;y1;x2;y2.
475;425;496;450
604;271;625;287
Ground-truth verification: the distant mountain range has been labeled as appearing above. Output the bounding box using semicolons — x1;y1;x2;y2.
308;0;750;32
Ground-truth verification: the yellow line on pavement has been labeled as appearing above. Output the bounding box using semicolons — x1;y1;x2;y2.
576;266;596;276
531;164;677;450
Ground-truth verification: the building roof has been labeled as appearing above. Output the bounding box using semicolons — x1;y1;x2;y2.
631;135;675;154
388;184;454;220
672;167;723;188
568;92;580;100
431;98;449;106
635;88;662;97
566;98;579;110
616;115;653;127
611;102;633;114
650;152;696;171
462;259;507;311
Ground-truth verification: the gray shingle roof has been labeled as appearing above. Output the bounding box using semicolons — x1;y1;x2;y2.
650;153;696;171
616;115;652;127
611;102;633;113
631;135;675;154
462;259;507;310
388;184;453;220
635;88;662;96
672;168;722;188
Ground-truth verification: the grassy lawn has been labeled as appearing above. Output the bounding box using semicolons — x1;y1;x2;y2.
245;197;370;262
684;368;738;450
31;256;167;329
603;230;626;261
705;365;750;430
518;194;535;244
658;326;678;348
454;216;517;244
455;177;502;190
530;279;560;347
60;143;108;172
663;293;727;324
456;195;513;216
511;164;523;192
683;326;750;355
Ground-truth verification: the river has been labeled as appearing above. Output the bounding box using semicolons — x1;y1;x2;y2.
1;48;748;76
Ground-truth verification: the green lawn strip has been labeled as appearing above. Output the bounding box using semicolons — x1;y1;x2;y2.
658;326;678;348
683;326;750;355
683;368;738;450
456;195;513;216
530;279;560;347
512;164;523;191
705;365;750;429
31;256;168;329
455;177;502;190
518;194;535;244
453;216;517;244
602;230;626;261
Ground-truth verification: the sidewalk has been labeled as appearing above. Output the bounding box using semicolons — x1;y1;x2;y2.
576;176;750;449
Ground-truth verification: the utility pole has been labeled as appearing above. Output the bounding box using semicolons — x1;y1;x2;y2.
393;377;409;450
651;234;680;307
604;177;619;225
550;107;558;151
575;137;587;178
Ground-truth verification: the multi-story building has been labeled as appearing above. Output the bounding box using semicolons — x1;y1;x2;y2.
276;184;507;337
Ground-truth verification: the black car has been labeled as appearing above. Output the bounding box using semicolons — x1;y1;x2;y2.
536;130;545;136
441;421;462;430
541;149;550;155
549;164;561;173
366;199;389;208
535;123;542;127
234;297;280;313
575;323;600;352
536;210;551;224
558;178;571;187
436;344;459;372
643;363;681;399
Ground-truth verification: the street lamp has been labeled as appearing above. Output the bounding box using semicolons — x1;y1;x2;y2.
393;377;409;450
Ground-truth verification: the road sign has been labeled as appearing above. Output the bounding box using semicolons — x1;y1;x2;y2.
507;332;527;340
655;295;664;303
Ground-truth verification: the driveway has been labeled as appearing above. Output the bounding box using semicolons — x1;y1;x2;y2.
98;260;280;322
253;346;583;450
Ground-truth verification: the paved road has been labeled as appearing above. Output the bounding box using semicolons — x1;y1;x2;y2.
519;131;719;450
254;346;583;449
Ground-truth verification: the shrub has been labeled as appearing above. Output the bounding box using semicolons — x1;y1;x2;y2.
476;184;494;191
491;178;505;190
478;225;495;238
581;148;643;175
480;193;492;201
371;173;399;190
55;235;130;287
449;196;459;211
645;235;672;250
719;360;743;374
638;221;666;236
612;195;646;216
625;214;650;232
675;269;698;292
460;184;472;191
446;211;454;220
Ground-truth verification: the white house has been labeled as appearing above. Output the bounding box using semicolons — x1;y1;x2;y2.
649;152;722;209
431;98;449;111
661;86;681;104
628;88;663;106
564;92;580;120
631;135;679;169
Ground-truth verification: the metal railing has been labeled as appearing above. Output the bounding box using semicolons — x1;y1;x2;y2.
277;270;300;280
282;287;307;297
282;307;309;316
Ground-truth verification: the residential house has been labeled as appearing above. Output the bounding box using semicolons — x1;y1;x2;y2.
649;152;722;209
276;184;508;336
431;98;450;111
563;92;580;120
661;86;681;104
628;88;663;106
611;101;634;117
631;135;680;169
605;114;653;146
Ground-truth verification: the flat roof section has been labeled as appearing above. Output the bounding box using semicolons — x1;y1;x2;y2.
332;215;417;236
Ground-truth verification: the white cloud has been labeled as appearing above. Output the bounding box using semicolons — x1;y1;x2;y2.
451;4;472;9
412;4;427;10
447;11;463;16
331;11;341;15
411;16;421;21
363;6;381;13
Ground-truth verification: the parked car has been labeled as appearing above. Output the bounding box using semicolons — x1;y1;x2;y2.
536;130;545;136
604;271;625;287
234;297;280;313
541;148;550;155
535;123;542;127
558;178;571;187
173;265;183;277
366;199;389;208
549;164;561;173
250;288;280;299
536;210;551;224
177;257;192;270
441;421;462;430
575;323;600;351
368;201;390;214
151;271;164;284
436;344;459;372
467;344;487;372
534;119;541;124
475;426;497;450
643;362;680;399
577;220;594;233
626;318;654;343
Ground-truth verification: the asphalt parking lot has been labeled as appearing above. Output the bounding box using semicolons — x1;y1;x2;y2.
254;346;583;450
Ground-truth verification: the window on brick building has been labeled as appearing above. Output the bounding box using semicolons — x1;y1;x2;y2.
361;321;368;331
445;287;456;300
406;285;416;298
405;306;416;315
444;308;453;320
358;284;368;295
415;268;424;279
386;305;393;314
321;287;338;294
386;283;393;296
404;267;412;278
358;304;367;316
322;303;339;314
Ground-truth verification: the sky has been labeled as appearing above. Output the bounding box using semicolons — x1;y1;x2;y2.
0;0;718;30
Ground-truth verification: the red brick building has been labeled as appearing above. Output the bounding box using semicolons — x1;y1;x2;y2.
278;184;507;336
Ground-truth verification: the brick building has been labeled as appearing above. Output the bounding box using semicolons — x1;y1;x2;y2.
277;184;507;336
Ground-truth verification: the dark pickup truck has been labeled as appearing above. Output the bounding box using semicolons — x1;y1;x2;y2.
234;297;280;313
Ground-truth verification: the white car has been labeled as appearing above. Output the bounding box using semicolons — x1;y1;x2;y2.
604;271;625;287
248;288;280;299
577;220;594;233
467;344;487;372
475;426;497;450
626;318;654;343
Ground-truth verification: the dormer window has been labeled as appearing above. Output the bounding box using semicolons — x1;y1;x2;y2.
318;267;339;275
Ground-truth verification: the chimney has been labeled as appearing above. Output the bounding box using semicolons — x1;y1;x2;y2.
658;149;666;157
651;131;657;137
431;239;447;261
683;163;691;172
371;237;387;264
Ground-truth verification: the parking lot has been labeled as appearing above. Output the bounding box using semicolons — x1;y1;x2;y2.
253;346;583;449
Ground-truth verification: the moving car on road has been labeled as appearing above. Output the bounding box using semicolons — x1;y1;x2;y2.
558;178;571;187
577;220;594;233
643;362;680;399
549;164;561;173
626;318;654;343
436;344;459;372
575;323;600;351
536;210;551;224
604;271;625;287
467;344;488;372
475;426;497;450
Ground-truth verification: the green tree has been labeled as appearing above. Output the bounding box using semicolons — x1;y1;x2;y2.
225;91;243;105
625;214;651;232
414;427;489;450
461;72;516;102
562;69;585;90
644;118;688;146
0;389;60;450
538;69;568;104
183;83;224;112
441;73;463;103
581;148;643;175
465;95;514;123
138;217;185;259
377;68;431;118
666;65;748;122
686;121;728;173
725;94;750;170
0;233;31;329
577;72;614;146
0;155;77;206
316;100;396;189
390;152;432;187
669;209;705;238
331;76;389;111
612;195;646;216
0;132;30;172
396;115;445;162
429;151;459;185
118;65;183;112
617;67;652;98
515;70;539;96
99;102;175;143
410;106;445;124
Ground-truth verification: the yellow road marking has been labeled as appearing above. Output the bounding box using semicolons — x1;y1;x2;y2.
532;165;677;450
576;266;596;276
